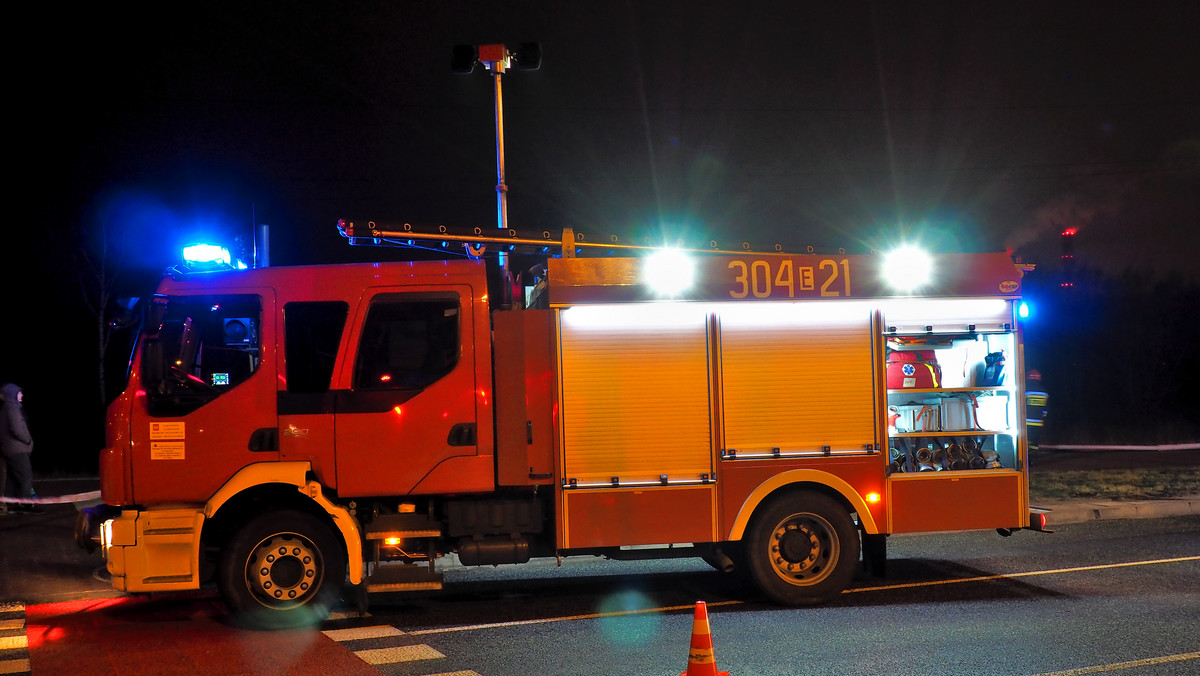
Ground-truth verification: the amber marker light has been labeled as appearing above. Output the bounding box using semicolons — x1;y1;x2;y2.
865;492;881;503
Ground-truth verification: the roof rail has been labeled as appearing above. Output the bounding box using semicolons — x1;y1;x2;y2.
337;219;842;258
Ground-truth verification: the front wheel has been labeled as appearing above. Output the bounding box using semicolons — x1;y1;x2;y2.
218;510;346;629
745;491;860;605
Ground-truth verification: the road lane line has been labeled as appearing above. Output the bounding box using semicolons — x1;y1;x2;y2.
0;620;21;631
395;556;1199;637
355;643;444;665
407;600;745;635
1032;651;1200;675
323;625;405;641
846;555;1200;593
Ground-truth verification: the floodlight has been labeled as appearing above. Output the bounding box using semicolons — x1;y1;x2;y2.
882;245;932;292
643;249;695;296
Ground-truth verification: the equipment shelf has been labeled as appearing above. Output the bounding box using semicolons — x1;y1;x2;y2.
886;386;1010;396
890;430;1009;438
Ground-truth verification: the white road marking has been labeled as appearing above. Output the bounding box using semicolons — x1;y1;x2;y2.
0;658;32;675
322;625;405;641
355;644;444;665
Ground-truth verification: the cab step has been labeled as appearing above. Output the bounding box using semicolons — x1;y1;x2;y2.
366;562;444;593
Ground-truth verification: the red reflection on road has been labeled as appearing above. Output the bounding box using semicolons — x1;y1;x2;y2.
25;594;379;676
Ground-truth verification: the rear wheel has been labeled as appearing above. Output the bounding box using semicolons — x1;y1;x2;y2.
745;491;859;605
218;510;346;629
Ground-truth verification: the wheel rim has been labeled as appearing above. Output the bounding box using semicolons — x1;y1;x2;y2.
245;532;323;608
767;512;839;586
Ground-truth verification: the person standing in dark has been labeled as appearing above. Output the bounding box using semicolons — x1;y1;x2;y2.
1;382;37;513
1025;370;1049;451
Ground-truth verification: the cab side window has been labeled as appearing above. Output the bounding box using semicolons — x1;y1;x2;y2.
353;296;460;390
284;301;349;393
143;294;262;416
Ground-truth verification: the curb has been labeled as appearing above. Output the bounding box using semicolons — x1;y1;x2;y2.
1033;495;1200;525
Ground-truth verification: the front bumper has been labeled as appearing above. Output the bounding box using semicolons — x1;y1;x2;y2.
97;507;206;593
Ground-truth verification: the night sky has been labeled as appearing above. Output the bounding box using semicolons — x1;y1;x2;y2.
6;1;1200;467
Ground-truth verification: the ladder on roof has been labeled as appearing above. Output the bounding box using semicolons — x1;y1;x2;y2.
337;218;840;259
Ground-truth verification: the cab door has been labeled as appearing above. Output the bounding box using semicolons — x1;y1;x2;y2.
333;287;491;497
130;291;277;505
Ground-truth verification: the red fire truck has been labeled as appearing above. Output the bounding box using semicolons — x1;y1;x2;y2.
82;222;1045;628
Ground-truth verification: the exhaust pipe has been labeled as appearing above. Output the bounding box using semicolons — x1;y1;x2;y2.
706;548;735;574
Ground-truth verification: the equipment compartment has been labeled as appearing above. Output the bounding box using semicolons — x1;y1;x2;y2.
882;304;1020;475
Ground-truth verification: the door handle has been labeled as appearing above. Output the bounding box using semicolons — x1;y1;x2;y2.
249;427;279;452
447;422;477;447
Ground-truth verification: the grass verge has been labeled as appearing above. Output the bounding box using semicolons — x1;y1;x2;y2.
1030;468;1200;501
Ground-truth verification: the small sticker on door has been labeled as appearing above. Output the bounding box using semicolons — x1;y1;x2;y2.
151;441;186;460
150;422;185;440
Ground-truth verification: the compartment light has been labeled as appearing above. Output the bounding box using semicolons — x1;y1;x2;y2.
718;299;874;327
561;302;709;331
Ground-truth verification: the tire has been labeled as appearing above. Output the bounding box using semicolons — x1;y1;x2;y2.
218;510;347;629
745;491;860;605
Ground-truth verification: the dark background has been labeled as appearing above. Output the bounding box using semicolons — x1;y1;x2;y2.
4;1;1198;474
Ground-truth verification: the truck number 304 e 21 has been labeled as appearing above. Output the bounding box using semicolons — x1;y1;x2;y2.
727;258;852;298
78;224;1046;629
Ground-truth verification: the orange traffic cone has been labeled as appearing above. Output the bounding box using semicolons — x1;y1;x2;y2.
680;601;730;676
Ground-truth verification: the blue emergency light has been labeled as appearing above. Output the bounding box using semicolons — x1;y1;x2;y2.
181;244;248;270
183;244;231;267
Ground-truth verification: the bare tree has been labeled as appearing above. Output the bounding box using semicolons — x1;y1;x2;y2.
72;215;123;410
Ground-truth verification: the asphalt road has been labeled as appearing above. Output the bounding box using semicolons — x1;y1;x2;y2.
2;449;1198;675
360;516;1200;676
5;515;1198;675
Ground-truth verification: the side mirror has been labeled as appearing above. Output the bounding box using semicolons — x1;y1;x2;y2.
108;308;138;330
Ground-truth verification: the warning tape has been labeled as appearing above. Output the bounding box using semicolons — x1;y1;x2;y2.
0;491;102;505
1039;443;1200;451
